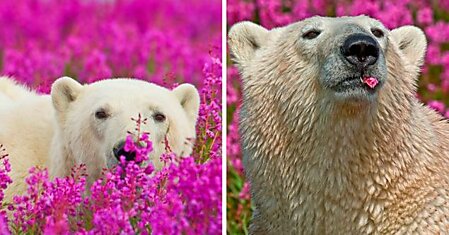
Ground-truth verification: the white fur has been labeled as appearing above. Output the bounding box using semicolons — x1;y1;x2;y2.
230;15;449;234
0;77;36;108
0;76;200;201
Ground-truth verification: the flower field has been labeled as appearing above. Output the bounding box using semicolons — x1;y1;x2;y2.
226;0;449;234
0;0;222;234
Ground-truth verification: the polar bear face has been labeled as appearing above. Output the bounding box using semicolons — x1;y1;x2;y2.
296;16;389;102
229;15;426;106
49;77;199;180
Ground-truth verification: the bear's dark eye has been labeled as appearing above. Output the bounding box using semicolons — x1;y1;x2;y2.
302;30;321;39
153;113;166;122
371;28;384;38
95;109;109;119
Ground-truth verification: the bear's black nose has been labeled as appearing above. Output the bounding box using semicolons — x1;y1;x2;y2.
113;141;136;162
341;34;379;69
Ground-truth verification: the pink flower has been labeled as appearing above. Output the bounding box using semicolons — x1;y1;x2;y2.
428;100;446;113
427;83;437;92
445;110;449;119
0;213;10;235
417;7;433;25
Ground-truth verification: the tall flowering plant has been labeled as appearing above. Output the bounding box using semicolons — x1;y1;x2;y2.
227;0;449;233
195;50;223;163
0;146;12;234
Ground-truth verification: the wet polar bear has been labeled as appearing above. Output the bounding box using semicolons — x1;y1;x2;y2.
0;77;199;201
229;16;449;234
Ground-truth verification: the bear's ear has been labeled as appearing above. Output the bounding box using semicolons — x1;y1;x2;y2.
228;21;270;67
51;76;83;113
390;26;427;68
172;84;200;126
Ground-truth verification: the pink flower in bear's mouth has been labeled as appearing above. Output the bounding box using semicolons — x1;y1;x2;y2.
362;76;379;89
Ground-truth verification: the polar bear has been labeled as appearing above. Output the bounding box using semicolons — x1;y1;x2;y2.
229;15;449;234
0;76;199;201
0;77;34;105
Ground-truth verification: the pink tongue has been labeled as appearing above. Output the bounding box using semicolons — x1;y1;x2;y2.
362;76;379;89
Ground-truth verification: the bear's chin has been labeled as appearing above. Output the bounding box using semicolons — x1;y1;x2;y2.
332;88;378;103
329;79;382;105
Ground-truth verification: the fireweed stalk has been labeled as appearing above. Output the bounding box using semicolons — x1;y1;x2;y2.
227;0;449;233
0;56;222;235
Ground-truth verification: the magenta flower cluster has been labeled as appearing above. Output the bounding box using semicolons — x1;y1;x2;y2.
0;145;11;205
227;0;449;233
195;52;223;162
0;0;221;92
2;109;221;234
0;0;222;234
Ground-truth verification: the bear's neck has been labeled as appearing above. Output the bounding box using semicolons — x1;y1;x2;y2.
48;129;76;179
289;93;418;183
243;83;427;197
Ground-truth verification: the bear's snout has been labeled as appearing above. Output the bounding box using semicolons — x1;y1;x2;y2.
113;140;136;162
341;34;379;70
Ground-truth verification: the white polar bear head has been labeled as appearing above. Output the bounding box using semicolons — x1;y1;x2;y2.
229;15;427;109
49;77;200;182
